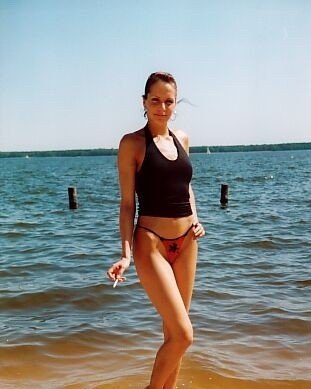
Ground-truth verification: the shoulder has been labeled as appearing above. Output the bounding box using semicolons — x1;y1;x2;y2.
119;128;144;146
119;128;145;152
170;128;189;152
118;128;145;166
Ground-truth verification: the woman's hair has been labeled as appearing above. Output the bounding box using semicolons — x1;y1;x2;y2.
143;72;177;99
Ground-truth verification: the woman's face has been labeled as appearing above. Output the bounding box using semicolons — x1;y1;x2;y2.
143;80;176;124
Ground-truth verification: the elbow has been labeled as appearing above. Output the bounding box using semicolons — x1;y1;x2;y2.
120;200;136;217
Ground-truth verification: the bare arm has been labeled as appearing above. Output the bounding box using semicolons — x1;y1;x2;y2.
177;129;205;239
118;134;137;260
189;184;199;225
107;134;137;282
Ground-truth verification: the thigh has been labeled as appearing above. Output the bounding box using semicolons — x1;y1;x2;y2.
172;234;198;312
162;235;197;339
133;229;191;332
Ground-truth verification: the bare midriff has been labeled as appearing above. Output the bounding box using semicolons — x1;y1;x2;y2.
137;215;194;239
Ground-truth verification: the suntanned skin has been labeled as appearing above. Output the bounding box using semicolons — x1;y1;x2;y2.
107;79;205;389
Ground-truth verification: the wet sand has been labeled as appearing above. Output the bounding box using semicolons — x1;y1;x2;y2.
1;348;310;389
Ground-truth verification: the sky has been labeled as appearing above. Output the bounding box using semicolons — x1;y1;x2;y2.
0;0;310;151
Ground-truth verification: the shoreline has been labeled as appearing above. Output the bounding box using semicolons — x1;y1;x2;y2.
0;142;310;158
0;366;309;389
0;361;309;389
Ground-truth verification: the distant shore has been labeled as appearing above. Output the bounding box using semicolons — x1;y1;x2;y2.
0;142;310;158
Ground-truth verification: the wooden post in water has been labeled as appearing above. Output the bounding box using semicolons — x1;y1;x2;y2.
220;183;229;208
68;187;78;209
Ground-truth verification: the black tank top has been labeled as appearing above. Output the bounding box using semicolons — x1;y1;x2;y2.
136;124;193;218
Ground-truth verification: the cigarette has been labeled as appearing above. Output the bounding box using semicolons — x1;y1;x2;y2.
113;279;119;288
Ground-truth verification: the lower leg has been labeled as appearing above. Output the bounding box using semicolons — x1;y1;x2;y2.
149;328;192;389
163;359;181;389
162;323;182;389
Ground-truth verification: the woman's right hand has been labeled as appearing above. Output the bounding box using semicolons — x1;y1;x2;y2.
107;257;130;284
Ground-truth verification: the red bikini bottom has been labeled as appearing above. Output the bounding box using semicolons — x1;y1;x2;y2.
136;224;194;264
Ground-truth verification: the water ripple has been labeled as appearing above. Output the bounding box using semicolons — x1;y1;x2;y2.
0;151;310;384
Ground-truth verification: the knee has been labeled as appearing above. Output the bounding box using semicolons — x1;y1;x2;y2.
174;324;193;350
183;325;194;348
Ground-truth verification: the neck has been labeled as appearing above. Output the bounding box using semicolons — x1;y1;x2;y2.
146;121;169;137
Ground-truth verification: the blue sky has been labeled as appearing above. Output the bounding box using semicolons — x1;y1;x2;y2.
0;0;310;151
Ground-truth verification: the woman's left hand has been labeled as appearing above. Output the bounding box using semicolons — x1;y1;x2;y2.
193;222;205;239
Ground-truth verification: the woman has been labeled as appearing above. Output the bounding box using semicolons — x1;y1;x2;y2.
107;72;205;389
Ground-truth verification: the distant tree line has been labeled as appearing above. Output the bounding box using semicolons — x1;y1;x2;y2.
191;142;311;153
0;142;310;158
0;148;117;158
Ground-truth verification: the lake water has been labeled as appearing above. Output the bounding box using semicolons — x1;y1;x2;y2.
0;150;310;389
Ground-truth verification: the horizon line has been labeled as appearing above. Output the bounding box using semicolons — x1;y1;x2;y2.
1;141;310;154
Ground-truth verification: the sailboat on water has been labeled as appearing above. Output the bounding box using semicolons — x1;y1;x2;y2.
206;146;211;154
